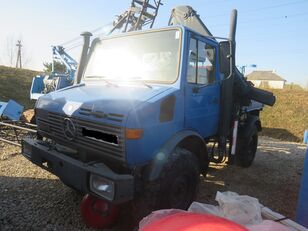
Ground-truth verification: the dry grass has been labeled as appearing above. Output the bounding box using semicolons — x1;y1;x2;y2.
0;65;39;109
260;88;308;142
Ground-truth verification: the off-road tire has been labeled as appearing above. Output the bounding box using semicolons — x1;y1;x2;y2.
134;148;200;221
236;124;258;168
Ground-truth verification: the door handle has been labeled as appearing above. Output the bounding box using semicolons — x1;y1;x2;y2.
211;97;219;104
192;87;199;93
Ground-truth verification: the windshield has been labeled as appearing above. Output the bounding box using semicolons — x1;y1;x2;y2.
84;29;181;84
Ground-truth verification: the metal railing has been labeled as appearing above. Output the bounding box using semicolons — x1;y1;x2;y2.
0;121;37;147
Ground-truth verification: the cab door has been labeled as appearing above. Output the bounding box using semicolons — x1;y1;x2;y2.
184;37;220;137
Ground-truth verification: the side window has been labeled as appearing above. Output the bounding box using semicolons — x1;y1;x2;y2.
187;38;216;85
197;42;216;84
187;38;197;83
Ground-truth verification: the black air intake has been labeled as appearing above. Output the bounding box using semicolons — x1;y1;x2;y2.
234;69;276;106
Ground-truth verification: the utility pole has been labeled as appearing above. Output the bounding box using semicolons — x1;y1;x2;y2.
16;40;22;69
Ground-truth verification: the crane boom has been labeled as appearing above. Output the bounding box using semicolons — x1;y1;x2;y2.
110;0;162;34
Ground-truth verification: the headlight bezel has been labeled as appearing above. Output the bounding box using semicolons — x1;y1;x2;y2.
90;174;115;201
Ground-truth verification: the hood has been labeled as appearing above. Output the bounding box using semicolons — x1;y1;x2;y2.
36;83;171;124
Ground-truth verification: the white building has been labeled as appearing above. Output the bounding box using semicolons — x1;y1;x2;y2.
246;70;286;89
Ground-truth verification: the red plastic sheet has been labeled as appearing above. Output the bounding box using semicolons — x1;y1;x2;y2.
139;211;248;231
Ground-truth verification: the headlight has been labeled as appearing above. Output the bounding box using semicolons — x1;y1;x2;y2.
90;174;115;201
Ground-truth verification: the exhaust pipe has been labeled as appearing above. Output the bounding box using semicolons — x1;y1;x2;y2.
229;9;237;42
75;32;92;84
228;9;276;106
216;9;239;163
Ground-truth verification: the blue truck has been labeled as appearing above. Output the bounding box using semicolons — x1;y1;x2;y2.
21;5;275;223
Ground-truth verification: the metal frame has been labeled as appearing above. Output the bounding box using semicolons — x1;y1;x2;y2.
30;46;78;100
0;121;37;147
110;0;162;34
52;46;78;82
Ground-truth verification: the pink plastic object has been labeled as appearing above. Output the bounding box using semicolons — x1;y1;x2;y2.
139;211;248;231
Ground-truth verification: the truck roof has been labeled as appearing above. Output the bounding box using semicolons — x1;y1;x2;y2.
97;25;221;43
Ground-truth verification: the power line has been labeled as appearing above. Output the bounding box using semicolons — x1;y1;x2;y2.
63;23;115;51
209;11;308;28
238;11;308;26
66;42;83;51
205;0;308;19
59;36;82;47
241;51;308;57
241;0;308;13
59;23;113;47
59;0;308;52
60;0;163;48
59;25;105;46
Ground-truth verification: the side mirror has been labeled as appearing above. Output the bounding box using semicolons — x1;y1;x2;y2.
219;41;233;79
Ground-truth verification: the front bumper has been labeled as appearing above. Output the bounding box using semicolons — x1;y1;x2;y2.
22;138;134;204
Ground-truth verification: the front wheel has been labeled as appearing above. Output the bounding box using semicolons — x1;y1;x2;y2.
134;148;200;221
158;148;200;209
235;124;258;168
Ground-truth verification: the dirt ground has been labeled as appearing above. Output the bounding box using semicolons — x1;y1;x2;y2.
0;137;307;230
199;137;307;219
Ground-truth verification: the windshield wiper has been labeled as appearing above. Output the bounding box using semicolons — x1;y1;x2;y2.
86;76;118;87
127;77;153;89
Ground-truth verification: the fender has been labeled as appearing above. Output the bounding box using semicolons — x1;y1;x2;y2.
143;130;207;181
240;115;261;136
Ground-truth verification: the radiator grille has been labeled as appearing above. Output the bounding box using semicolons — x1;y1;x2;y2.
37;112;125;161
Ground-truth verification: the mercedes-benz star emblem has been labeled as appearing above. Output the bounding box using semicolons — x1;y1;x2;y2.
63;118;76;141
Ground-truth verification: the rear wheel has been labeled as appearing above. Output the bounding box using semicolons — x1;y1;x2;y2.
236;124;258;168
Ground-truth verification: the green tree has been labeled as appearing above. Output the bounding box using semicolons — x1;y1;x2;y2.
43;61;66;74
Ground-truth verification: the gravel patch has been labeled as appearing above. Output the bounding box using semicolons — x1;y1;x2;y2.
0;137;307;230
0;142;95;231
198;137;307;219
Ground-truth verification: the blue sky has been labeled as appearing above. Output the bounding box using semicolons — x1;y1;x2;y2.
0;0;307;86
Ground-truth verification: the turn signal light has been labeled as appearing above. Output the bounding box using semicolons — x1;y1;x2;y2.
125;128;143;139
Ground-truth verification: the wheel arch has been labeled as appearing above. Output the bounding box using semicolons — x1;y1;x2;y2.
143;130;208;181
177;135;209;174
241;114;262;134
